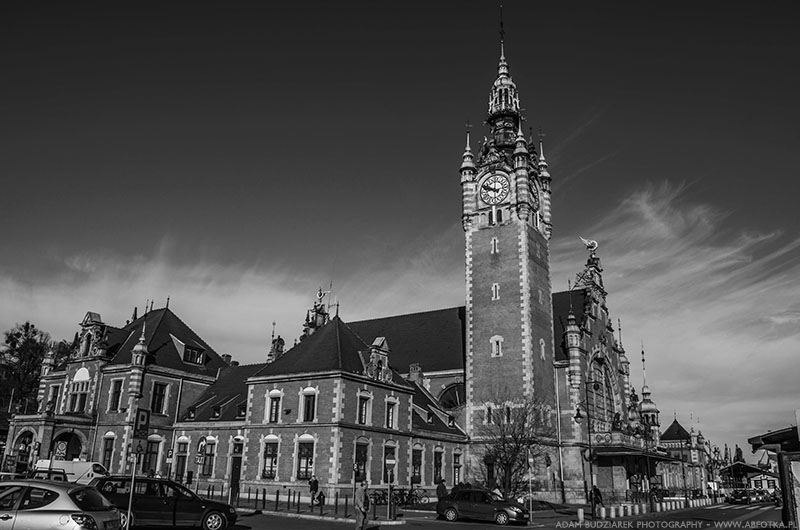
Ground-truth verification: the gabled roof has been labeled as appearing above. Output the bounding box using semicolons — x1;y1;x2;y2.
552;289;589;363
181;363;267;422
409;381;467;439
661;419;691;441
748;426;800;453
349;307;465;374
253;316;409;385
110;308;227;376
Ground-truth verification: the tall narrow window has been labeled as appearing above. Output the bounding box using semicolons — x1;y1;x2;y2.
141;440;160;474
201;440;215;477
358;396;370;425
151;382;167;414
491;237;499;254
411;448;422;484
496;208;503;223
355;442;368;482
268;392;281;423
385;402;397;429
486;406;493;424
175;442;188;483
297;441;314;480
453;452;462;484
491;283;500;300
263;441;278;479
433;449;443;483
303;393;316;422
383;445;396;483
109;380;122;412
490;335;503;357
102;438;114;471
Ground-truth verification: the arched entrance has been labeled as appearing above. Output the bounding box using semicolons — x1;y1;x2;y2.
12;431;35;473
52;431;83;461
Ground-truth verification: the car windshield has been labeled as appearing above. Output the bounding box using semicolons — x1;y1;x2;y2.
490;492;505;502
70;487;115;511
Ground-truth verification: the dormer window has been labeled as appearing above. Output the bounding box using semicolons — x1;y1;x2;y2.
187;407;196;420
237;404;246;418
183;347;205;365
211;406;221;419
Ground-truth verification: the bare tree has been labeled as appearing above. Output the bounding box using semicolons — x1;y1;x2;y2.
472;394;557;498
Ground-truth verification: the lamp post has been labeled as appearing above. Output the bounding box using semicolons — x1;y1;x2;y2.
574;378;599;519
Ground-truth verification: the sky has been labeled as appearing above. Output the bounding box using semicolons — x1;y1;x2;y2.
1;1;799;462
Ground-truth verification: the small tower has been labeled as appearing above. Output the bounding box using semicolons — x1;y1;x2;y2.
128;323;148;401
460;128;477;231
565;308;582;389
538;137;552;239
302;288;330;339
267;335;285;364
639;344;660;443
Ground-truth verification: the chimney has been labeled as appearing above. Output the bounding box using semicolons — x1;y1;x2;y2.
231;360;240;367
221;354;232;365
408;363;422;384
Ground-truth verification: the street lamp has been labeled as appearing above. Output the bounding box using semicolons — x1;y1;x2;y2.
574;378;600;519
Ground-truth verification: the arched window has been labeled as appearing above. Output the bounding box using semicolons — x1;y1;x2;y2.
432;447;444;484
102;432;115;472
199;436;216;477
490;335;503;357
262;435;279;479
588;364;615;425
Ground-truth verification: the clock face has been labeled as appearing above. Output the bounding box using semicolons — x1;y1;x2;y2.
480;174;510;205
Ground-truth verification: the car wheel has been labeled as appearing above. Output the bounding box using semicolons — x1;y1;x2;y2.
444;507;458;521
495;511;510;525
120;511;134;530
202;511;228;530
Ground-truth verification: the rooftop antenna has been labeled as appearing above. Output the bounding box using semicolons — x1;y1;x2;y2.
499;1;505;58
326;280;334;314
144;299;149;315
166;296;170;309
150;299;154;312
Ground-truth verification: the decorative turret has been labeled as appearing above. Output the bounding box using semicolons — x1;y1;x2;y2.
639;343;660;436
616;319;631;401
302;288;330;339
128;323;148;400
513;121;531;220
538;138;553;239
460;129;477;230
267;335;285;364
565;308;582;388
487;43;521;148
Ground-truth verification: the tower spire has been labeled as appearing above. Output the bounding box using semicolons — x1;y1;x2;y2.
641;340;648;389
499;1;505;60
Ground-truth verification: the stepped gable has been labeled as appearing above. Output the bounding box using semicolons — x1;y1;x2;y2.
349;307;466;373
181;363;267;422
111;307;228;376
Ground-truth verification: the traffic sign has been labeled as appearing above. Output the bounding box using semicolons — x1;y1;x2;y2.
134;408;150;439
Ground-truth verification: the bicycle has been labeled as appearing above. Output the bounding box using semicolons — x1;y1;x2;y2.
369;489;388;506
407;486;429;505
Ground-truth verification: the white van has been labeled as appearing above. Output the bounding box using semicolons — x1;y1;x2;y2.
34;460;108;484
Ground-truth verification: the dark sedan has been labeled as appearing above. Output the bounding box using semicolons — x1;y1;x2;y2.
90;475;237;530
437;488;529;525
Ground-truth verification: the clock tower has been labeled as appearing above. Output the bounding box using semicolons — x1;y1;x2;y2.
461;42;555;460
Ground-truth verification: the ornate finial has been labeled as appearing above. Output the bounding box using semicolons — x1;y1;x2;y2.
538;129;547;161
465;120;472;149
641;340;648;388
166;296;170;309
271;321;276;342
617;318;623;347
579;236;599;253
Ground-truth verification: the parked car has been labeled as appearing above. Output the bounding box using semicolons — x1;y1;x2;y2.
437;487;529;525
728;489;759;504
90;475;237;530
0;479;121;529
28;468;69;482
35;459;108;485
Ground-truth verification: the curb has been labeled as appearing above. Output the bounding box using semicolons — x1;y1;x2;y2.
240;510;406;525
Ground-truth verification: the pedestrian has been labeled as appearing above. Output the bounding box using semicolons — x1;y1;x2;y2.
451;481;465;496
309;475;319;506
355;481;369;530
436;479;447;500
592;485;604;507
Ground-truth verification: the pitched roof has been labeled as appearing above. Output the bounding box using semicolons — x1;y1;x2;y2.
181;363;267;422
660;419;691;441
110;308;228;376
409;382;467;439
253;316;392;379
349;306;465;374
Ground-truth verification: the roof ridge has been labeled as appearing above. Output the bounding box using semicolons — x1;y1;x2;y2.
350;306;464;324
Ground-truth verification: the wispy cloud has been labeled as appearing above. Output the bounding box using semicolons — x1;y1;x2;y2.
552;180;800;456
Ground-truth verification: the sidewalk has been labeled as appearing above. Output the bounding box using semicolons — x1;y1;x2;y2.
235;500;408;526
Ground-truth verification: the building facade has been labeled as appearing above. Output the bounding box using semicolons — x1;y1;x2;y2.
5;33;670;504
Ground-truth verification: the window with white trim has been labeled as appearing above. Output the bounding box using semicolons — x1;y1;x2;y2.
491;283;500;300
302;387;317;422
108;380;123;412
263;437;278;479
453;451;462;484
383;444;397;483
490;237;499;254
151;382;168;414
101;436;115;472
268;390;282;423
385;398;398;429
355;441;369;482
357;391;372;426
411;446;423;484
490;335;503;357
69;381;90;413
297;437;314;480
540;338;546;360
433;448;444;483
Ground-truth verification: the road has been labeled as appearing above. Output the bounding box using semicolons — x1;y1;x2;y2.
228;502;784;530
